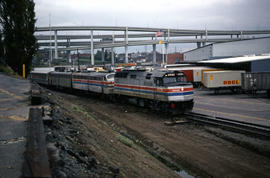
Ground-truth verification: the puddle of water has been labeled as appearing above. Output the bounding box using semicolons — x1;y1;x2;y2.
175;170;194;178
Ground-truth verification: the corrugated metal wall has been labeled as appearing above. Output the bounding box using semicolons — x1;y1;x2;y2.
213;38;270;57
183;45;212;62
251;59;270;72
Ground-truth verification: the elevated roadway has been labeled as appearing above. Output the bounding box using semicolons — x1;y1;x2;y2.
39;38;253;51
36;26;270;35
35;26;270;65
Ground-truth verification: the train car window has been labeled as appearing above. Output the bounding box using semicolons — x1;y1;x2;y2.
130;75;136;79
145;73;152;80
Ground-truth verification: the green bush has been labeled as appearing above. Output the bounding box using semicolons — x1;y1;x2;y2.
0;65;15;75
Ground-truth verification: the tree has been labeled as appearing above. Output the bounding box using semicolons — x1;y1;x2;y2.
94;50;102;61
0;0;38;76
0;30;4;64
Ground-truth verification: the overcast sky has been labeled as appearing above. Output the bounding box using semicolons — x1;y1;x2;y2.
35;0;270;29
34;0;270;52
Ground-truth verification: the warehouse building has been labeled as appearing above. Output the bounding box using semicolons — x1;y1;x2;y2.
198;55;270;72
183;37;270;62
183;37;270;72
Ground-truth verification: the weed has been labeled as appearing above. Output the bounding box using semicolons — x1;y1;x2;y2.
0;65;15;76
116;134;134;148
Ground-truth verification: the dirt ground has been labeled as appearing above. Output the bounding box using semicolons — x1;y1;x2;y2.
42;88;270;178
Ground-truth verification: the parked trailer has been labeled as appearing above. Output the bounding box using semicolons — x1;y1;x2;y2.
166;66;217;87
201;69;221;85
203;71;245;93
242;72;270;97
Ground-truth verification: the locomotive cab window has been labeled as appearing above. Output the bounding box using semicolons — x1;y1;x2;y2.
106;74;115;81
154;78;163;86
163;72;187;86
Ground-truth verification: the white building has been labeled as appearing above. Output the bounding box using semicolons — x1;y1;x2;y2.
183;37;270;62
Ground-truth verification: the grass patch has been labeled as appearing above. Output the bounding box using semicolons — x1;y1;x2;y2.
72;104;94;119
0;65;16;76
116;133;134;148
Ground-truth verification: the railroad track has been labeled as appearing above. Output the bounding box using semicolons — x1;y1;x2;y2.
182;112;270;138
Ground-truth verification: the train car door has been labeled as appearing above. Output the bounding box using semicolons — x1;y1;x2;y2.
154;77;163;101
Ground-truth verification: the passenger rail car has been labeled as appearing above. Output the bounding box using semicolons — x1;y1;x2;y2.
72;72;115;94
50;72;72;88
30;71;50;85
114;69;194;113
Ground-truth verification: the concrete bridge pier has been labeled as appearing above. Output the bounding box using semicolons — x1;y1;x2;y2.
111;34;115;66
165;43;168;64
54;30;58;59
111;49;114;66
101;48;105;64
152;44;156;64
125;27;128;63
66;38;71;63
91;30;94;66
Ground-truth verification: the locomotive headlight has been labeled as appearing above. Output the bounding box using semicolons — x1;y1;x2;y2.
181;87;184;91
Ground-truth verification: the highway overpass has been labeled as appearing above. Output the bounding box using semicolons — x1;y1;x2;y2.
35;26;270;65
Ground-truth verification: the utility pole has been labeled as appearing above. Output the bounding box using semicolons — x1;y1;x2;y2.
49;13;52;66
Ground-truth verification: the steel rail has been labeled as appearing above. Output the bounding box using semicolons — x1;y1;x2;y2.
184;112;270;138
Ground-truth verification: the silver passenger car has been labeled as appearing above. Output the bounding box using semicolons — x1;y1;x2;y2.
50;72;72;88
30;70;51;85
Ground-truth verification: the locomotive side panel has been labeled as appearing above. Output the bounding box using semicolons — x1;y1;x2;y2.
114;71;155;100
88;78;103;93
114;69;194;113
72;74;88;91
